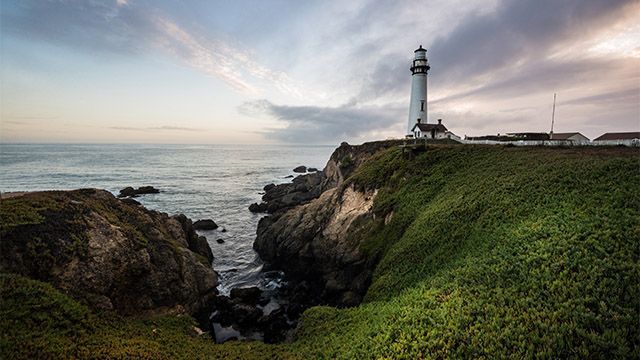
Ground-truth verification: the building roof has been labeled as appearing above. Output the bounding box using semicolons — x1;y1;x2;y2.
593;132;640;141
412;123;448;132
414;45;426;53
551;132;588;140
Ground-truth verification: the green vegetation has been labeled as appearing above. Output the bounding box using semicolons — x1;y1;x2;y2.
2;145;638;358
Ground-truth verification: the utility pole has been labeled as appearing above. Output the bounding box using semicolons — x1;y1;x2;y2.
550;93;556;139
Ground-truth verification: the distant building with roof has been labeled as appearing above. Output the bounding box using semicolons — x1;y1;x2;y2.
550;132;590;143
593;132;640;146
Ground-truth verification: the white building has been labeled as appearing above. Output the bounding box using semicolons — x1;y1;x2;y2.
550;132;590;143
593;132;640;146
411;119;461;141
407;46;430;134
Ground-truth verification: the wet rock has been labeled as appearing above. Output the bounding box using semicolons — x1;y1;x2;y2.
307;167;318;172
220;228;227;233
230;286;262;305
284;175;294;178
193;219;218;230
216;238;224;244
118;186;160;198
293;165;307;173
232;303;262;327
263;183;276;192
249;202;268;213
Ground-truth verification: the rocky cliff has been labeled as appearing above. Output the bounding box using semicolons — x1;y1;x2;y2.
254;140;403;306
0;189;217;319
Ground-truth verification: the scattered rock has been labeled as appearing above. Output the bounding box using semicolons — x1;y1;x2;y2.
293;165;307;173
193;219;218;230
216;238;224;244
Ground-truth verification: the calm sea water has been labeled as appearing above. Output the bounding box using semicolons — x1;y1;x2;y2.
0;144;335;293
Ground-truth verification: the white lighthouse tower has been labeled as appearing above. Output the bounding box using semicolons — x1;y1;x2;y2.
407;45;430;134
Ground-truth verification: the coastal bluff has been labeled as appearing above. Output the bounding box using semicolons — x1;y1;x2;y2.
0;189;217;318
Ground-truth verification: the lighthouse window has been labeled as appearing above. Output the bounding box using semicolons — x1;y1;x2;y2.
420;101;425;111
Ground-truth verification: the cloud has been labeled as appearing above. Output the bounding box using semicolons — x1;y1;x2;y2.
2;1;301;96
109;125;201;132
239;100;404;143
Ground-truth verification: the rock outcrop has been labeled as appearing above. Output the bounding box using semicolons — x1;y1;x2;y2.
118;186;160;197
0;189;218;319
254;140;404;306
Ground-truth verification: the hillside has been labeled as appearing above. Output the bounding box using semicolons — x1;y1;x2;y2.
1;144;638;358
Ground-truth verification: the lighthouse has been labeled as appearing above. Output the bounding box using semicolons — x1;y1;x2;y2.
407;45;430;134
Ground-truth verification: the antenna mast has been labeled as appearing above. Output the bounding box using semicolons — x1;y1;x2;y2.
550;93;557;139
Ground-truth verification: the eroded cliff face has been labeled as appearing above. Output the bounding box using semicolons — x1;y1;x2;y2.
0;189;218;319
254;141;402;306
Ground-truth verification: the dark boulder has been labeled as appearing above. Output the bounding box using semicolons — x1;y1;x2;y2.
193;219;218;230
118;187;137;197
118;186;160;198
284;175;294;178
216;238;225;244
307;167;318;172
230;286;262;305
232;303;262;327
249;202;268;213
263;183;276;192
137;186;160;194
293;165;307;173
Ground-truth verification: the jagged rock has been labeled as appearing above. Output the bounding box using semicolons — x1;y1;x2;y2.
193;219;218;230
254;140;404;307
230;286;262;305
249;202;268;213
293;165;307;173
172;214;215;264
0;189;218;318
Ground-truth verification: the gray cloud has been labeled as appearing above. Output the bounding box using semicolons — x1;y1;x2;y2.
239;100;404;143
429;0;637;84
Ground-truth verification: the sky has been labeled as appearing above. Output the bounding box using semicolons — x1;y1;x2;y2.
1;0;639;144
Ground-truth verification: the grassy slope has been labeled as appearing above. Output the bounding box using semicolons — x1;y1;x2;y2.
1;145;638;359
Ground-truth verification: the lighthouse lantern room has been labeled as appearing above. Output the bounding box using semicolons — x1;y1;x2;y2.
407;45;430;134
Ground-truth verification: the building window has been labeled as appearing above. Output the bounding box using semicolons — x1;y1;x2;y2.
420;100;425;112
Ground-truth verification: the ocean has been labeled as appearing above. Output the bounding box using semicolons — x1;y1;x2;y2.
0;143;336;294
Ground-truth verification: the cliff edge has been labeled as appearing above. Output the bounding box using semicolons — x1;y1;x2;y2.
0;189;217;318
